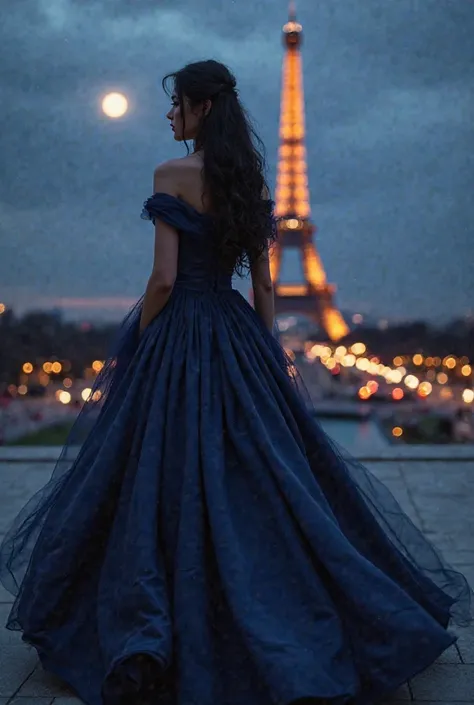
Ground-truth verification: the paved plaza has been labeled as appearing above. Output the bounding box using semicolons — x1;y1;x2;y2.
0;447;473;705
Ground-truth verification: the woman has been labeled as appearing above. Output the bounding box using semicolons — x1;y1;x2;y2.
0;59;472;705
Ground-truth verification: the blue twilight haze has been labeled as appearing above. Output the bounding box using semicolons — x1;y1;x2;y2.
0;0;473;321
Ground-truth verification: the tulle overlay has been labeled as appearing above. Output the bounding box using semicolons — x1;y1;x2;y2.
0;194;472;705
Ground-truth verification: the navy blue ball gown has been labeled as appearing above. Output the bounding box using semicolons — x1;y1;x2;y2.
0;193;472;705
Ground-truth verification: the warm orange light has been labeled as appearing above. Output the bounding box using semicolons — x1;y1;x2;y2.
418;381;433;398
392;426;403;438
392;387;404;400
404;374;420;390
321;308;349;342
440;387;453;399
351;342;366;356
57;390;71;404
38;372;50;387
275;46;310;220
356;358;369;371
277;284;308;296
326;358;337;370
462;389;474;404
367;380;379;394
276;186;291;201
412;354;423;366
273;7;349;344
461;364;472;377
22;362;33;374
444;356;456;369
278;174;291;186
303;244;326;288
342;354;356;367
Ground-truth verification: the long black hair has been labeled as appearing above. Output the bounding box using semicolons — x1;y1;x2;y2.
162;60;275;276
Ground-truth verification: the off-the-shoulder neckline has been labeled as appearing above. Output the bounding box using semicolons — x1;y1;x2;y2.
149;192;274;218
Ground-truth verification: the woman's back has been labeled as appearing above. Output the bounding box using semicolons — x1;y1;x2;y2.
141;190;234;292
141;151;275;298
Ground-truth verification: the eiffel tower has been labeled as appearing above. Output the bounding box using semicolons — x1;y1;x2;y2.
271;2;349;342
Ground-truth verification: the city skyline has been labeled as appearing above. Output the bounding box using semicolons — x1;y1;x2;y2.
1;0;473;322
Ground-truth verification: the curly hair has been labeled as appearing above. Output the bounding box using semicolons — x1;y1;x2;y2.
162;60;275;276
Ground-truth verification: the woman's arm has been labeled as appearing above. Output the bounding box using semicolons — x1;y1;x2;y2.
139;164;179;334
250;244;275;333
250;183;275;333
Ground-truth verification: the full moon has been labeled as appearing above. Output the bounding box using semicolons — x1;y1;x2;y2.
101;92;128;119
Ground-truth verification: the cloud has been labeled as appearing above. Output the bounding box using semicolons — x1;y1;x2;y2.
0;0;473;320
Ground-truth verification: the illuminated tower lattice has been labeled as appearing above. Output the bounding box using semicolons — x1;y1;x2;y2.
271;2;349;341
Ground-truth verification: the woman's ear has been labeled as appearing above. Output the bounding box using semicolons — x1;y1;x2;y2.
203;99;212;117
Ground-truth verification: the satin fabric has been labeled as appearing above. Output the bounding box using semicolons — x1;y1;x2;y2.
0;193;471;705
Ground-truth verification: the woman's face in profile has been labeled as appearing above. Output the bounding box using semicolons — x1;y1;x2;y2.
166;90;210;142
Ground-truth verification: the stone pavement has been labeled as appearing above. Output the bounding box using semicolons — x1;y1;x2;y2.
0;450;473;705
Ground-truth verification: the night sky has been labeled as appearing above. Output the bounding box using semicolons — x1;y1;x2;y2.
1;0;473;322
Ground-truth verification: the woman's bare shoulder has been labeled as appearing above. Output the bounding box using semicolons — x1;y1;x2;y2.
154;155;207;211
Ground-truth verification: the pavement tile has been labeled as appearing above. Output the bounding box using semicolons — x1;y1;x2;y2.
0;583;13;604
0;645;38;697
0;605;22;646
409;663;474;702
453;626;474;665
363;461;404;483
434;643;463;664
384;682;411;700
376;480;421;527
434;533;474;552
1;457;472;705
8;699;54;705
452;565;474;590
440;549;474;567
16;665;74;698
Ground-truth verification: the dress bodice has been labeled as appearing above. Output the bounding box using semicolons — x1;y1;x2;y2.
141;192;275;292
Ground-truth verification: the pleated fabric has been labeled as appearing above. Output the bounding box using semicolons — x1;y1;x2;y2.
0;193;472;705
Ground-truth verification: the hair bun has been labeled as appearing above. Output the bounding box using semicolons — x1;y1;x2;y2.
216;80;237;97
